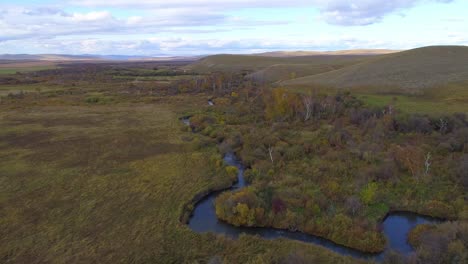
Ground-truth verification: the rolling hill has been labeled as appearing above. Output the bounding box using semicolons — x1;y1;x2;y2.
0;54;200;62
281;46;468;93
254;49;399;57
187;54;374;77
0;54;101;61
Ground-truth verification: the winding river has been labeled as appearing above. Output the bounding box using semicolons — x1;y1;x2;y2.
182;117;442;261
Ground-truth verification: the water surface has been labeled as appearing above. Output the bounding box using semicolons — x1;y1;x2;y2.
188;153;442;260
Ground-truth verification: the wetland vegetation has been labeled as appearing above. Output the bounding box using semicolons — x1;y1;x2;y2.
1;48;467;263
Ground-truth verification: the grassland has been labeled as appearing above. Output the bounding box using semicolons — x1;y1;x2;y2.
254;50;399;57
189;47;468;115
0;65;362;263
358;93;468;115
187;54;370;74
0;66;58;75
0;60;61;75
2;51;466;263
246;64;345;83
283;83;468;115
281;46;468;92
0;84;65;97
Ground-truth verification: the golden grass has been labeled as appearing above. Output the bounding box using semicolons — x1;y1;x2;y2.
281;46;468;91
0;88;362;263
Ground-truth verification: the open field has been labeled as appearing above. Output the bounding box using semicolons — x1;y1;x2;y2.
287;82;468;115
0;66;59;75
187;54;371;73
0;60;60;75
1;54;466;263
358;93;468;115
247;64;346;83
0;84;68;97
254;49;400;57
0;64;362;263
281;46;468;92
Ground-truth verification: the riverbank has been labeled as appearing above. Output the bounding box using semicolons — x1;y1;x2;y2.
184;149;444;261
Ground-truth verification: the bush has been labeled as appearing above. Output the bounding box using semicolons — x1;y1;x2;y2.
407;224;434;248
395;114;433;134
424;200;454;218
360;182;378;205
86;97;100;103
225;166;239;177
456;155;468;188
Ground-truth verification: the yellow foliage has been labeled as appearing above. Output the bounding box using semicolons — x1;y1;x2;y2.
225;166;239;176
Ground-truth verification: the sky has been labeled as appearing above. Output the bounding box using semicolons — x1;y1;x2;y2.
0;0;467;55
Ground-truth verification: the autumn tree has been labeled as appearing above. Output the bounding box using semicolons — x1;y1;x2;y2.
392;144;426;180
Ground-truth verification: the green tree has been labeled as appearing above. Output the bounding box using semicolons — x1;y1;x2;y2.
360;182;378;205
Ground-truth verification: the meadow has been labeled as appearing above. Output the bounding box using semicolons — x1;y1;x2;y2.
1;56;466;263
0;63;363;263
0;60;60;75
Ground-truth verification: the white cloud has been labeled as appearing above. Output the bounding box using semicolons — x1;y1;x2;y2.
68;0;454;26
71;11;113;22
0;0;463;54
311;0;454;25
0;5;288;42
68;0;310;9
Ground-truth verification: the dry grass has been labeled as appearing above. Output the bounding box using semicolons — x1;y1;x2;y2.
0;80;362;263
188;54;371;73
281;46;468;92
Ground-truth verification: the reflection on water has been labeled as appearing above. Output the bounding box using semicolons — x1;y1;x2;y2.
188;154;442;261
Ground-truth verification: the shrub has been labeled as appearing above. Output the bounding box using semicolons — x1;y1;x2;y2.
408;224;434;248
225;166;239;177
360;182;378;205
86;97;100;103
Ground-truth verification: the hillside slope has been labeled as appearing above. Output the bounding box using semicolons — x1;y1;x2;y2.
246;64;342;83
281;46;468;92
188;54;372;75
255;49;399;57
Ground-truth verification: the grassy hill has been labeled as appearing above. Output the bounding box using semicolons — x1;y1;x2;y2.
281;46;468;93
0;54;101;61
188;54;372;77
254;49;399;57
246;64;344;83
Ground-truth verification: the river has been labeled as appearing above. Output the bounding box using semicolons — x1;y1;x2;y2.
188;153;442;261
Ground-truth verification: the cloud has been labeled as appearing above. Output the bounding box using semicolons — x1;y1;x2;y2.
0;5;289;42
312;0;454;26
0;35;433;55
0;0;456;43
68;0;310;9
71;11;113;22
68;0;454;26
0;0;463;54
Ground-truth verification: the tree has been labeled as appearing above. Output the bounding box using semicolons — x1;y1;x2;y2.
424;152;431;175
268;145;274;164
360;182;378;205
302;94;313;121
392;144;425;180
264;88;301;121
345;196;362;216
456;155;468;188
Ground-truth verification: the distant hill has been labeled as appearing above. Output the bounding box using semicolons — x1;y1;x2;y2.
281;46;468;92
0;54;101;61
246;62;359;83
255;49;399;57
0;54;200;62
187;54;373;74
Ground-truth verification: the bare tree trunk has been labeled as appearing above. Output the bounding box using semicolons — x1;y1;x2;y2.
303;95;312;121
439;119;448;134
424;152;431;175
268;145;274;164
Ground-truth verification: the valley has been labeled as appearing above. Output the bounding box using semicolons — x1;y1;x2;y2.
0;46;467;264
